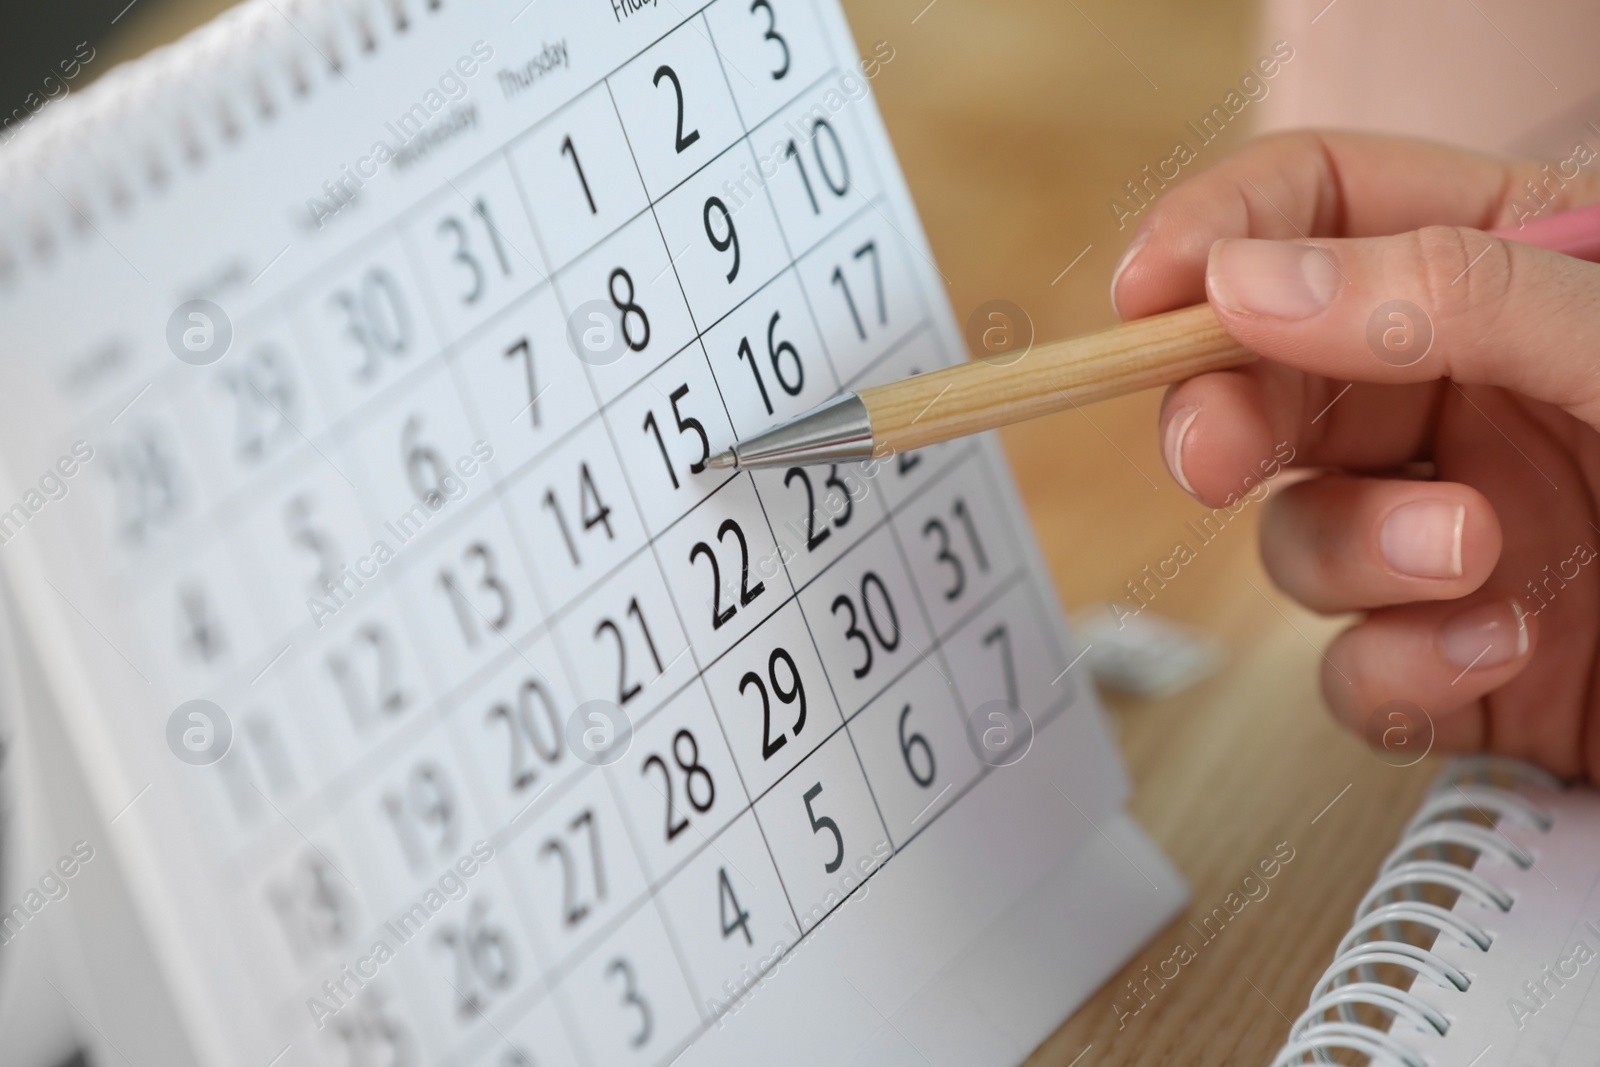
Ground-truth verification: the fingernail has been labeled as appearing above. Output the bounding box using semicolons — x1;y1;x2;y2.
1440;598;1529;670
1109;228;1151;320
1208;239;1343;319
1380;501;1465;579
1163;407;1199;495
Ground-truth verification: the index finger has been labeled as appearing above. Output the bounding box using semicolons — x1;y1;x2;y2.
1111;130;1600;320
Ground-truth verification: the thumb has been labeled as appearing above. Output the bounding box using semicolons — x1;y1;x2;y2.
1205;228;1600;424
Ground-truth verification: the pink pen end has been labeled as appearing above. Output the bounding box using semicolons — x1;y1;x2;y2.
1490;201;1600;264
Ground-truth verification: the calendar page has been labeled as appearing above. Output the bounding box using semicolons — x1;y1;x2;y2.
0;2;1183;1065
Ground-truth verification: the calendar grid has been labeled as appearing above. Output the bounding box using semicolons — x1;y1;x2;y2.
100;62;870;620
442;573;1062;1067
463;14;883;1049
271;432;1036;1061
318;233;896;795
101;52;858;611
359;200;917;1065
464;542;1036;973
130;174;902;723
67;0;851;472
189;209;926;882
0;0;1162;1059
37;3;1109;1063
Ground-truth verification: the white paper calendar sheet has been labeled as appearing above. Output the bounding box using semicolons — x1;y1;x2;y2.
0;2;1184;1065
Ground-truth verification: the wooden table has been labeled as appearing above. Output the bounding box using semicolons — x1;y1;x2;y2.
96;1;1440;1063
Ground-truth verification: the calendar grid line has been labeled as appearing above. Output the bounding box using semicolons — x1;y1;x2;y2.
578;318;734;1060
716;35;887;407
859;573;1038;853
742;127;848;392
605;768;716;1024
697;7;770;129
313;856;658;1063
266;331;645;882
592;64;842;237
468;730;859;1050
490;124;682;810
475;141;627;772
437;974;557;1067
459;785;909;1067
692;461;815;933
703;8;791;262
804;0;942;335
842;320;937;392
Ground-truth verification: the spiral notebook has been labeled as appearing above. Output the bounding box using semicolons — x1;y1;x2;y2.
0;2;1185;1066
1272;758;1600;1067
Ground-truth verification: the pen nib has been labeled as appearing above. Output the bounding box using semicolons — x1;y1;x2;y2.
707;449;738;470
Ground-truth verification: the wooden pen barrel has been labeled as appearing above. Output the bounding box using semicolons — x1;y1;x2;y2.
858;303;1253;455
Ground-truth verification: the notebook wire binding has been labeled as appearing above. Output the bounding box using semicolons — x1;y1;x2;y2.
0;0;447;288
1271;757;1563;1067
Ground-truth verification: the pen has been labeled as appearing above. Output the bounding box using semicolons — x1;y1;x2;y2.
707;202;1600;470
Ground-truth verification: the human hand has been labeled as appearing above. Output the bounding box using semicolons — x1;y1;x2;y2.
1111;131;1600;781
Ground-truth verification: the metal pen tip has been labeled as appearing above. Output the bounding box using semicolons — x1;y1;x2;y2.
702;394;874;470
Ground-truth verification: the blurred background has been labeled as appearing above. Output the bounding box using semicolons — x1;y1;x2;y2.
7;0;1600;1064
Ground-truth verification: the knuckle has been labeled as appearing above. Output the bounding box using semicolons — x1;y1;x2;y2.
1252;129;1322;158
1405;225;1515;332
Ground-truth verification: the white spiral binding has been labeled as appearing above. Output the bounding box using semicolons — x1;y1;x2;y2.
0;0;448;286
1270;757;1560;1067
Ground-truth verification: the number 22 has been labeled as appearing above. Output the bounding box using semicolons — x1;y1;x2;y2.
689;517;765;630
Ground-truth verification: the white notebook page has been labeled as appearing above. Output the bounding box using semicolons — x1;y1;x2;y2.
0;2;1176;1064
1396;787;1600;1067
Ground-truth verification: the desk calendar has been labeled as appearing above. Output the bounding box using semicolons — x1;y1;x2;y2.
0;1;1185;1064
